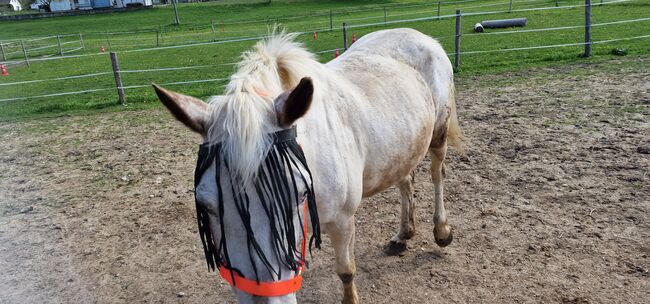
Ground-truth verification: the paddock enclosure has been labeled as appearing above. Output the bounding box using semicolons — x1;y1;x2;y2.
1;58;648;303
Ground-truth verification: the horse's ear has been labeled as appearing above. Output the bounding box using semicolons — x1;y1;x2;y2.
276;77;313;128
152;84;210;136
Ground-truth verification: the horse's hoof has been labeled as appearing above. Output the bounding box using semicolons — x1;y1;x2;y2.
384;240;407;256
434;229;453;247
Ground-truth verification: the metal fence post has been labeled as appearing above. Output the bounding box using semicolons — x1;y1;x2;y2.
57;35;63;56
556;0;559;7
584;0;592;57
455;10;461;70
384;8;387;25
437;1;441;19
509;0;513;13
106;31;111;49
110;52;126;105
79;33;85;52
0;42;5;61
342;22;348;51
156;30;160;46
21;40;30;67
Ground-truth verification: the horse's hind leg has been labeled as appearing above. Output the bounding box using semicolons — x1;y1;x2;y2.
385;176;416;255
430;134;453;247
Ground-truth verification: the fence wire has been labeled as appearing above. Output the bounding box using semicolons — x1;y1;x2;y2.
464;17;650;37
1;0;646;104
0;0;636;65
4;32;648;103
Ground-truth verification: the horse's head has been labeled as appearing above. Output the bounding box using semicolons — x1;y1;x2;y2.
152;77;320;303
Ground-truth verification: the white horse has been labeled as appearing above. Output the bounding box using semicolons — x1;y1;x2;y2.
153;28;463;304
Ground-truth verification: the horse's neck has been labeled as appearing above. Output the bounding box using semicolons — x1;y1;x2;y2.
301;70;365;149
296;69;368;221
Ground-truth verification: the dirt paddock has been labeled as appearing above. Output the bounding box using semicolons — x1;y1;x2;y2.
1;58;648;304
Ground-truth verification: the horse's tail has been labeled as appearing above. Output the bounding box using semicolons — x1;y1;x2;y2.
446;85;466;156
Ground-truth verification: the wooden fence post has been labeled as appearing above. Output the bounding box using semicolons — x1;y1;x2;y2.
172;0;180;25
21;40;30;67
211;20;217;41
0;42;5;61
79;33;85;52
584;0;592;57
110;52;126;105
455;10;461;70
330;10;333;31
57;35;63;56
342;22;348;51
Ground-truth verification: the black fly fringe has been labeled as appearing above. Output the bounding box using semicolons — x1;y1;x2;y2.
194;144;221;272
193;127;321;283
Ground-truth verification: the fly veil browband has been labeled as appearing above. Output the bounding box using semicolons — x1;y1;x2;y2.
193;126;321;297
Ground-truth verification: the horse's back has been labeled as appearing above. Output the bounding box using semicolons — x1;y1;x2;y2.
325;28;454;197
342;28;451;75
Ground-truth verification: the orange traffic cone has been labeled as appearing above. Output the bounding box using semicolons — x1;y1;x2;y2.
334;48;339;58
1;65;7;76
100;46;106;53
352;33;356;43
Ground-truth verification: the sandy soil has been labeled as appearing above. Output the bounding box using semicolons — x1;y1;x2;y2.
1;58;648;304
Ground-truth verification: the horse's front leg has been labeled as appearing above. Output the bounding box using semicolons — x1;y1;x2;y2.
329;217;359;304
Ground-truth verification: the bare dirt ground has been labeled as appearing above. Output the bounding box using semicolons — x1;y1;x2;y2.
1;57;649;304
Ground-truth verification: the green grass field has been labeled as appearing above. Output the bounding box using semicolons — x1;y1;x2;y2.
0;0;648;121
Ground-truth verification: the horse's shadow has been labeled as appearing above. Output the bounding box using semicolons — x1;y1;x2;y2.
357;245;446;279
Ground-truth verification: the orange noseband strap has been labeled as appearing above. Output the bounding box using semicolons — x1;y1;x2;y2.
218;200;309;297
219;265;304;297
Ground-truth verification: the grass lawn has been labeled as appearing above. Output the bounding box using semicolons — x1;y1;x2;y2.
0;0;648;121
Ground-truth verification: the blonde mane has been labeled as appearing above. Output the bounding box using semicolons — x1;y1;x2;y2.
206;30;317;185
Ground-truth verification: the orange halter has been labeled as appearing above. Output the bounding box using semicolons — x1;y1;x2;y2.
218;200;309;297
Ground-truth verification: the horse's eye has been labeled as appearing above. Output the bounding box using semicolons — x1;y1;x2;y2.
298;191;309;203
195;190;219;215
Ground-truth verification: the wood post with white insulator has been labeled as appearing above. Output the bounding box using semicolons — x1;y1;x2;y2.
21;40;30;67
211;21;217;41
455;10;461;70
0;42;5;61
57;35;63;56
110;52;126;106
584;0;592;57
172;0;180;25
79;33;85;52
343;22;348;51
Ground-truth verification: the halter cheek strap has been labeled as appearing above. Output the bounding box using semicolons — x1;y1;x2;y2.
218;200;309;297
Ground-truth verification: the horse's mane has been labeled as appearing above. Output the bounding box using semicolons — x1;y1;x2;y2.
206;29;317;185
